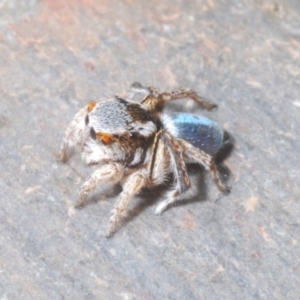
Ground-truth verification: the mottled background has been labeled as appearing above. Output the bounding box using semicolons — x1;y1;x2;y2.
0;0;299;299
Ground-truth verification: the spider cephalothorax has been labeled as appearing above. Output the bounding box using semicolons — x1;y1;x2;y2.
59;83;230;237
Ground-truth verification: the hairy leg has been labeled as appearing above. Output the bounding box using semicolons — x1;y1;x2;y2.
155;183;179;215
126;82;150;102
107;170;147;237
159;88;217;110
127;81;217;113
155;181;201;215
60;106;88;163
75;163;124;208
150;131;194;215
162;131;190;193
178;139;230;194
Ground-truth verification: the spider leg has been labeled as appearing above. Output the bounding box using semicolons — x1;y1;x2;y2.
155;180;201;215
148;129;165;179
141;87;217;113
154;132;191;215
159;89;217;110
75;163;124;208
178;139;230;194
162;131;190;193
60;106;89;163
107;170;147;237
126;82;150;102
155;184;180;215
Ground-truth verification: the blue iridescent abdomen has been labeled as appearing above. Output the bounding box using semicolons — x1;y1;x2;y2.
169;113;223;156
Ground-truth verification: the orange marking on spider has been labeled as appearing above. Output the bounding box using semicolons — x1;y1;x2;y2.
87;102;97;112
96;132;115;145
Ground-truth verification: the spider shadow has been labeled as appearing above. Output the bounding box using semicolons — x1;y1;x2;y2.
215;130;235;165
214;130;234;187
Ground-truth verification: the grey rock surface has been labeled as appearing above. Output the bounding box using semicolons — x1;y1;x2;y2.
0;0;299;299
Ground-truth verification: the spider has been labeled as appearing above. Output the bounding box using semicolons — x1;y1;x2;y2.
59;82;230;237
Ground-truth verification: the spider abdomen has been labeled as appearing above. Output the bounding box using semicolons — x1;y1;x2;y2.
167;113;223;156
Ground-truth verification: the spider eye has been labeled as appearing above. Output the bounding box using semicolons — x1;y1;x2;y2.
85;115;89;125
90;127;96;140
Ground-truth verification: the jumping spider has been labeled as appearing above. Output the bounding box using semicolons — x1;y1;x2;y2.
59;83;230;237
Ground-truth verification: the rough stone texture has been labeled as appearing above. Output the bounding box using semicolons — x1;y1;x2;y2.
0;0;300;299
